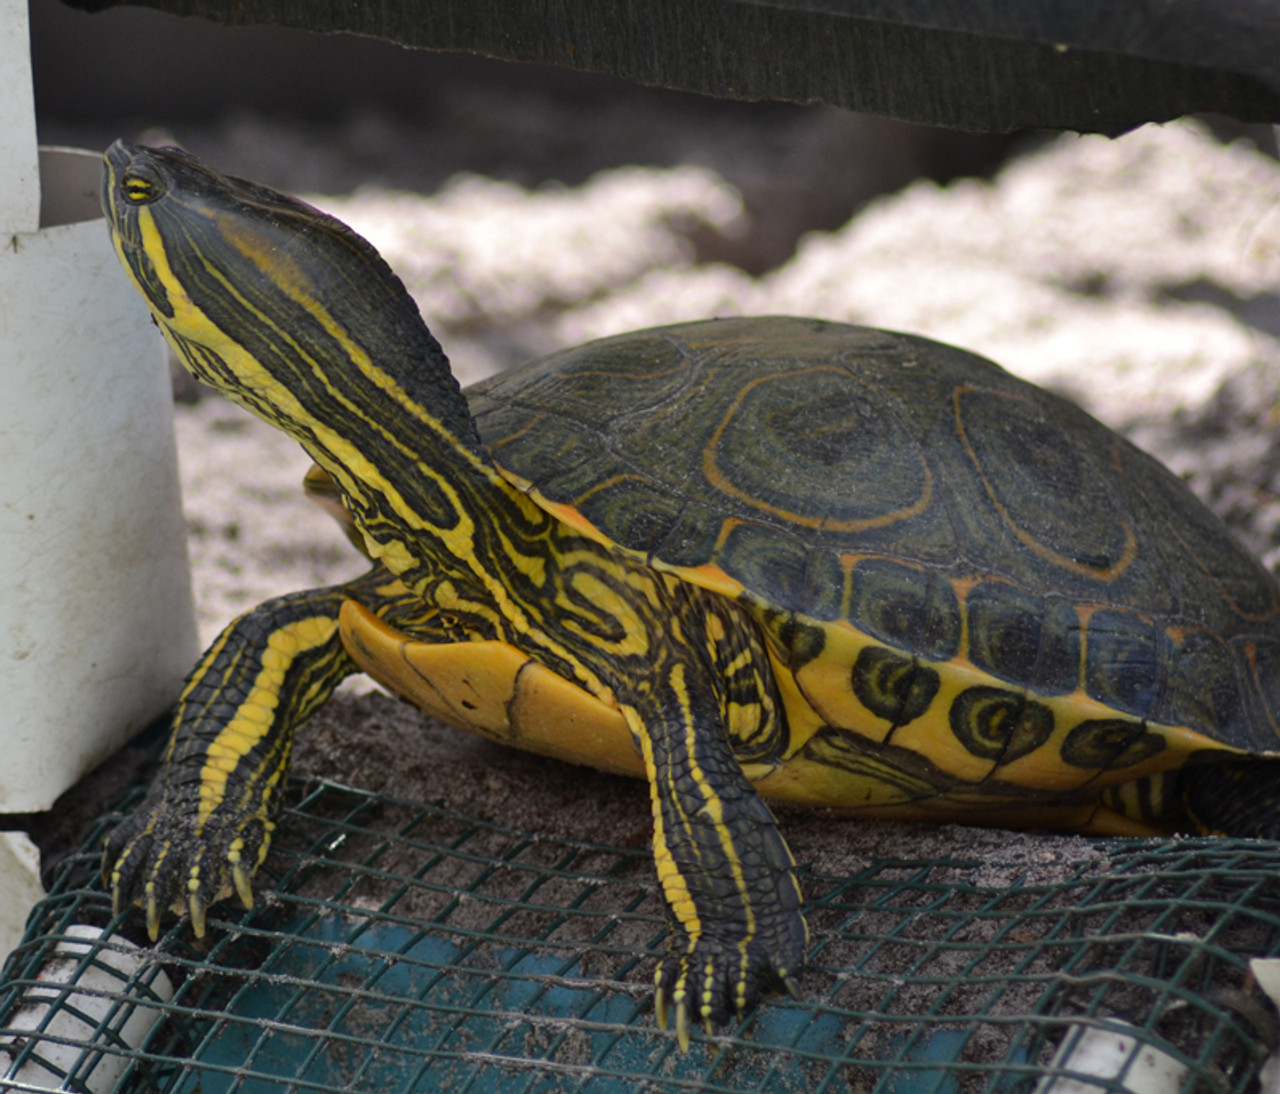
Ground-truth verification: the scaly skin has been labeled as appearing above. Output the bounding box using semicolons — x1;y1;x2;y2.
105;579;370;937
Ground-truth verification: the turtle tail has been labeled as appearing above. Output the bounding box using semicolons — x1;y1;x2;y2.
1177;753;1280;840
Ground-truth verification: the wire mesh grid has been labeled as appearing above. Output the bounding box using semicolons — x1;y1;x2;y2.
3;776;1280;1094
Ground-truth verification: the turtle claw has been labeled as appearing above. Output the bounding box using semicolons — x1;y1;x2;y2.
233;863;255;910
145;889;161;942
654;973;669;1031
654;920;806;1050
653;972;696;1051
189;891;208;939
676;999;691;1052
103;792;272;942
654;959;721;1052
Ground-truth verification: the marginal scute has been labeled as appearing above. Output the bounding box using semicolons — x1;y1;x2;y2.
964;585;1087;699
949;687;1055;764
1061;719;1166;769
1246;638;1280;749
647;501;725;570
798;549;847;622
850;646;939;727
1152;627;1242;740
847;558;960;660
1029;600;1085;697
718;521;812;612
1085;609;1160;718
965;582;1043;686
574;475;687;558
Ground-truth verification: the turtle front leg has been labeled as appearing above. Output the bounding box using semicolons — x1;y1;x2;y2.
625;672;807;1050
104;581;362;940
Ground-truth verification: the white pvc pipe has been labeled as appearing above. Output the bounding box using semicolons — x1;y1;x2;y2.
0;0;198;813
1036;1021;1188;1094
0;926;174;1091
0;0;38;233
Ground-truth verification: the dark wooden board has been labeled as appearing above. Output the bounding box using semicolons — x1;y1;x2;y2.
61;0;1280;132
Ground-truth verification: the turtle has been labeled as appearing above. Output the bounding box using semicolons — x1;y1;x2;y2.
100;140;1280;1049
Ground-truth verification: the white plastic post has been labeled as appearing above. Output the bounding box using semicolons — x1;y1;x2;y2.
0;0;38;234
0;833;42;961
0;0;198;814
0;925;175;1090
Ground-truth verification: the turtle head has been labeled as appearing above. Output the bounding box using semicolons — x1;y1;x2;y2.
100;140;480;450
101;141;342;331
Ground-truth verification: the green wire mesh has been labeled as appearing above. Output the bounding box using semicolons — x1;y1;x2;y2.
3;774;1280;1094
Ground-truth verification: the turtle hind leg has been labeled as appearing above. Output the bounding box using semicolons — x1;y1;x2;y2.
1177;753;1280;840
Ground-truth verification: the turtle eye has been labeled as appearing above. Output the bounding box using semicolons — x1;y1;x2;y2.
121;162;164;205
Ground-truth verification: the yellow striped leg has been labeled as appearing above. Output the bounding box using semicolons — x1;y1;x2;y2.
632;664;807;1050
104;582;359;940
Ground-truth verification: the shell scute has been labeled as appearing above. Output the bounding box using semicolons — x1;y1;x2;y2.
964;582;1083;696
1083;608;1161;719
714;520;812;612
955;385;1137;581
846;557;960;661
849;645;940;727
1152;626;1242;738
696;364;931;533
947;686;1055;765
1115;441;1280;623
1060;719;1166;770
1243;637;1280;747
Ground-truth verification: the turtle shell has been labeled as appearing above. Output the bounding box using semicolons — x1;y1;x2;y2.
464;316;1280;825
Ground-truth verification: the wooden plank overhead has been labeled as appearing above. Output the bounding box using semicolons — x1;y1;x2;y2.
59;0;1280;133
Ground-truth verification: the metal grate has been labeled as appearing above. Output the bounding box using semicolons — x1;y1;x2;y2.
3;775;1280;1093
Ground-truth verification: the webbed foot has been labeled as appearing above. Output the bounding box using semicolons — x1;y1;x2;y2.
102;582;360;940
104;793;270;940
654;911;807;1050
